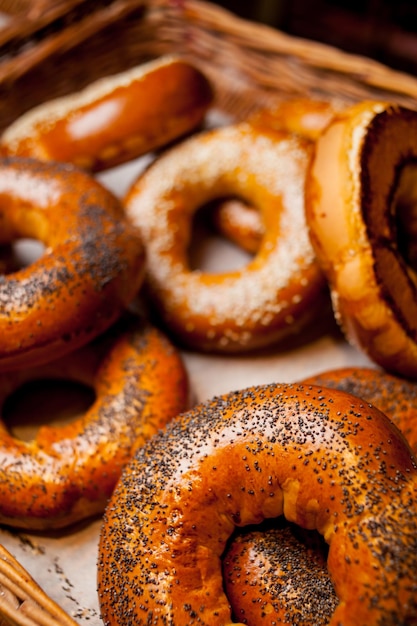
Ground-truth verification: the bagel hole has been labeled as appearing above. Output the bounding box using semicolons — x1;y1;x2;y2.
3;379;96;442
394;163;417;273
224;516;329;557
189;198;256;272
0;238;45;274
223;518;335;624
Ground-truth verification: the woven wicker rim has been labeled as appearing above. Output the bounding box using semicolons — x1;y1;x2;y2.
0;545;78;625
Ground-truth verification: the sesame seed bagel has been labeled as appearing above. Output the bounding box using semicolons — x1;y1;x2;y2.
0;56;213;172
98;382;417;625
0;157;145;371
124;123;325;353
305;101;417;379
0;314;188;530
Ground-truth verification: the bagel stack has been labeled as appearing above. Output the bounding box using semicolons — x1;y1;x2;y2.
0;44;416;626
0;55;218;529
99;94;417;624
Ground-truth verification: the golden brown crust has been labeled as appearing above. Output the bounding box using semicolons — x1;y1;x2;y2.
223;365;417;625
302;366;417;453
305;101;417;379
124;123;325;353
223;522;337;625
0;314;188;530
249;98;339;141
98;382;417;625
211;199;264;255
0;157;145;370
0;56;213;172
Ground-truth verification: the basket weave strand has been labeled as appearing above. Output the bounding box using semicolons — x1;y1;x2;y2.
0;545;78;626
178;0;417;108
0;0;416;132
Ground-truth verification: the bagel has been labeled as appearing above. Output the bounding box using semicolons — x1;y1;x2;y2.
0;56;213;172
302;366;417;453
98;382;417;625
305;101;417;379
211;199;264;255
0;157;144;371
249;98;339;140
213;99;339;254
124;122;325;352
223;522;337;625
0;314;188;530
223;365;417;625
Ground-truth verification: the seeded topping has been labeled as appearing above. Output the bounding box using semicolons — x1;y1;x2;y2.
98;382;417;625
302;366;417;454
223;522;338;625
0;158;144;369
0;317;188;530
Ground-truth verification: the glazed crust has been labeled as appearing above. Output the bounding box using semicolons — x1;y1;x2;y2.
248;99;339;140
302;366;417;453
223;365;417;625
0;314;188;530
0;157;145;370
0;56;213;172
98;382;417;625
124;123;325;352
305;100;417;378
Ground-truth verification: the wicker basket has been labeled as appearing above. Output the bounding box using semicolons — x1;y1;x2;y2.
0;0;417;623
0;0;417;135
0;544;78;625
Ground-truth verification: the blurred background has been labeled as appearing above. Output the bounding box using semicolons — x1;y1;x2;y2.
211;0;417;75
0;0;416;76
